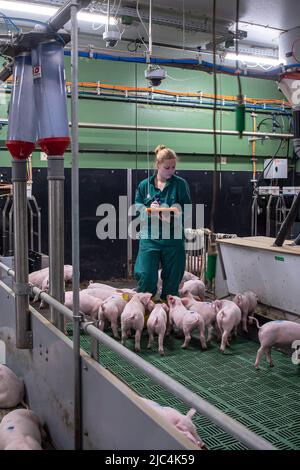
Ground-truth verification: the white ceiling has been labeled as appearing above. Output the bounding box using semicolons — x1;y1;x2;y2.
1;0;299;59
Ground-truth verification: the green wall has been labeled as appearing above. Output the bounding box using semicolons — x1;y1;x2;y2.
0;56;298;172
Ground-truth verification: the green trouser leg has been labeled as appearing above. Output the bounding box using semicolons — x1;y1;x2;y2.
134;239;161;296
161;240;186;299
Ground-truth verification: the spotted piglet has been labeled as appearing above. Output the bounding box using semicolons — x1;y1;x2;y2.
0;409;45;450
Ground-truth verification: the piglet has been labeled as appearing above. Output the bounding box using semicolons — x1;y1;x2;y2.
83;287;118;301
0;365;24;409
215;300;241;353
179;280;205;301
250;318;300;369
167;296;207;350
184;294;218;343
233;290;258;332
28;267;49;290
64;291;103;320
182;310;207;350
87;281;116;292
141;398;207;449
156;270;199;297
147;304;168;355
99;294;128;338
0;409;44;450
121;293;153;352
30;265;73;309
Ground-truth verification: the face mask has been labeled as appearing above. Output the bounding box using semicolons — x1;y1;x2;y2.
158;160;176;179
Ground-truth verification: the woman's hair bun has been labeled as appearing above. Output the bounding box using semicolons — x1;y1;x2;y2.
155;144;166;155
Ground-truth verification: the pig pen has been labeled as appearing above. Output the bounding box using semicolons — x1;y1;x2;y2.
0;262;296;450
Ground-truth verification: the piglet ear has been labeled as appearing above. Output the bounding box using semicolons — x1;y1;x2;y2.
162;304;169;312
140;293;152;306
181;297;190;306
179;281;184;290
186;408;196;419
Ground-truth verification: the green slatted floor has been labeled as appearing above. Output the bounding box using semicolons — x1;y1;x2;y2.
67;325;300;450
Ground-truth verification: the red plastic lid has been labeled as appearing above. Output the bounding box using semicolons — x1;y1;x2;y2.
6;140;35;160
38;136;70;156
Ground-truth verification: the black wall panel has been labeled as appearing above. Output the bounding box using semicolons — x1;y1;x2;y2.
1;166;299;281
31;168;128;281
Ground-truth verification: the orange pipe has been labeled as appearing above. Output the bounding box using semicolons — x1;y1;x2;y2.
6;76;290;106
64;80;291;107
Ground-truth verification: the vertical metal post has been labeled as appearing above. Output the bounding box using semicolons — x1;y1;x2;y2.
274;191;300;246
71;0;82;451
12;160;31;349
266;195;273;237
8;203;14;255
2;196;11;256
127;168;133;278
48;156;65;331
27;200;34;251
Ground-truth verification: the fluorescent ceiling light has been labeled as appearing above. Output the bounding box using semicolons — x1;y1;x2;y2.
0;0;55;15
0;1;116;24
77;11;116;25
226;52;282;66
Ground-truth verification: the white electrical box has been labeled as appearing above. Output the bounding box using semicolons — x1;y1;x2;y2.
264;158;287;179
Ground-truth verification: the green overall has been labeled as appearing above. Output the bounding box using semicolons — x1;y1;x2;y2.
134;173;191;299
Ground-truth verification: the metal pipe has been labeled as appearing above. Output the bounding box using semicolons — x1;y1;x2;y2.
30;196;42;253
71;0;82;451
8;203;14;256
0;262;277;449
47;0;91;32
273;191;300;246
27;200;34;251
2;196;11;256
0;118;293;139
127;169;133;278
149;0;152;57
48;158;65;331
74;122;292;139
0;264;75;321
12;160;32;349
266;195;273;237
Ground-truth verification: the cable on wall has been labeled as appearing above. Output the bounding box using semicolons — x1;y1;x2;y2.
235;0;245;138
209;0;219;233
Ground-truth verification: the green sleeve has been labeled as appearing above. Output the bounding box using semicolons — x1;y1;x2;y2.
178;179;192;206
135;183;148;222
135;184;144;205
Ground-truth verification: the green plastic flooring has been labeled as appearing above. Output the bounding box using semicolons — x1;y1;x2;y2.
68;325;300;450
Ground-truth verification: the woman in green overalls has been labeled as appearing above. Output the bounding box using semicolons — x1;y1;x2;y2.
134;145;191;300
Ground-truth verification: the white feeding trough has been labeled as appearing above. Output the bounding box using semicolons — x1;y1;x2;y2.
217;236;300;317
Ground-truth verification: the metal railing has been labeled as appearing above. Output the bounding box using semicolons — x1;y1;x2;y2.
0;260;276;450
